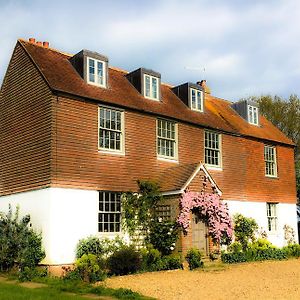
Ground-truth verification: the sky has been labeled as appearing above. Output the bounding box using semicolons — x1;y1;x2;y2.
1;0;300;101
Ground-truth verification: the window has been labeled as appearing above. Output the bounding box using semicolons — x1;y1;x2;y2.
190;88;203;112
248;105;258;125
204;131;221;168
87;57;106;87
264;145;277;177
98;106;124;153
154;205;171;221
144;74;159;100
98;192;121;233
157;119;177;160
267;203;278;232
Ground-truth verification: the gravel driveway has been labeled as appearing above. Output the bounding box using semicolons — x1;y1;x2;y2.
105;259;300;300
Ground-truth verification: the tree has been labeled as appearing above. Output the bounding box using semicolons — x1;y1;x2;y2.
241;95;300;200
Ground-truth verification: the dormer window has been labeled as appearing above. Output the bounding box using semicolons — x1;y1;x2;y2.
248;105;258;125
190;88;203;112
70;49;108;89
144;74;159;100
88;57;105;87
126;68;161;101
231;100;260;126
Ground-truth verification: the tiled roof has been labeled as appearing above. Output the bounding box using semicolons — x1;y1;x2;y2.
158;162;200;192
19;39;294;146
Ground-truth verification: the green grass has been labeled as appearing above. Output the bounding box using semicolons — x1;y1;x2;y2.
0;274;154;300
0;281;89;300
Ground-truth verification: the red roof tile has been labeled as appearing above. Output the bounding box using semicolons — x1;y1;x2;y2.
19;39;294;146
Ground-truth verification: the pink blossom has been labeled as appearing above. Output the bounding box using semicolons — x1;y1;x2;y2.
177;191;233;245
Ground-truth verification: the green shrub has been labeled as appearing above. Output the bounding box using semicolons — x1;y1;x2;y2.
108;246;142;275
282;243;300;257
147;220;178;255
233;214;258;250
161;254;182;270
0;205;45;272
228;241;243;253
185;248;204;270
18;266;48;282
76;236;105;259
76;235;127;259
75;254;106;283
222;239;290;264
141;248;162;271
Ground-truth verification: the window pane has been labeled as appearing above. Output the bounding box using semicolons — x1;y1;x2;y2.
89;59;95;82
145;75;150;97
152;77;158;99
97;61;104;85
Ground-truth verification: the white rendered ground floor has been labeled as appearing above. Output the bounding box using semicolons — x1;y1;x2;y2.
0;187;298;265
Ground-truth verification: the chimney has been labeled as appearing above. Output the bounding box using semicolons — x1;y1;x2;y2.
197;80;211;94
28;38;36;44
43;41;49;48
36;41;43;46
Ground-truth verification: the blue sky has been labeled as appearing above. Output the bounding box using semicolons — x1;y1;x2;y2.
1;0;300;101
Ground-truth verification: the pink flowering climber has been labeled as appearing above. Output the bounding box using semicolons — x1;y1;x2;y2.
177;191;233;245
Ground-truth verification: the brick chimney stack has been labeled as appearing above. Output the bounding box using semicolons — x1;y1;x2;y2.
28;38;50;48
197;80;211;94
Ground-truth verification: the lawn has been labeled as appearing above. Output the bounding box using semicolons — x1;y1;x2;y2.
0;281;91;300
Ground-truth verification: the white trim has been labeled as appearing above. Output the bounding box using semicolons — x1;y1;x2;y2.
87;57;106;88
204;130;222;169
157;119;178;161
189;87;204;112
161;163;222;196
143;74;159;101
98;106;125;154
248;105;259;126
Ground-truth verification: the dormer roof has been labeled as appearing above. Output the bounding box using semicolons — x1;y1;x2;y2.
16;39;294;146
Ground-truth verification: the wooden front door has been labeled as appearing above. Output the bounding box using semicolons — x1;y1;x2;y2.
191;214;209;255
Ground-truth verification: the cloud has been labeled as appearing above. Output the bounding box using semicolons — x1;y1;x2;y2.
1;0;300;101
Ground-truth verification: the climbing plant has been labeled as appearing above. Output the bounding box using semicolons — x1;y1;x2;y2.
177;191;233;245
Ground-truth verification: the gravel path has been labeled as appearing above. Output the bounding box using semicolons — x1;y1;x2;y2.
105;259;300;300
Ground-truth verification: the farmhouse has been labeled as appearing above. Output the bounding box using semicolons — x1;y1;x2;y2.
0;38;298;266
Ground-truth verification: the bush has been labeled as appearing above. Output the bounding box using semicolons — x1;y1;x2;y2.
185;248;204;270
76;236;105;259
75;254;106;283
18;266;48;282
108;246;142;275
233;214;258;250
221;239;291;264
76;235;127;259
228;241;243;253
282;243;300;258
147;219;178;255
161;254;182;270
0;205;45;272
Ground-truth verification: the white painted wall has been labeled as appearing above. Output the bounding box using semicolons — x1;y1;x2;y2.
0;188;123;265
225;199;299;247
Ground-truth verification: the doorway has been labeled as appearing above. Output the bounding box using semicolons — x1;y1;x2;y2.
191;213;209;256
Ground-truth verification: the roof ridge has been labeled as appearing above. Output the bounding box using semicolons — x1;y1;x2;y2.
18;38;73;57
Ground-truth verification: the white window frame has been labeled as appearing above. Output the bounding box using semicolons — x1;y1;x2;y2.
98;106;125;155
98;191;121;233
157;118;178;161
248;105;259;125
204;131;222;169
87;57;106;88
264;145;277;177
190;88;204;112
144;74;159;100
266;203;278;233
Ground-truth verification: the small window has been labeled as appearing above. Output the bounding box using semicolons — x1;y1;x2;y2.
190;88;203;112
264;145;277;177
248;105;258;125
98;192;121;233
144;74;159;100
267;203;278;232
87;57;106;87
157;119;178;160
154;205;171;221
204;131;222;168
98;106;124;153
